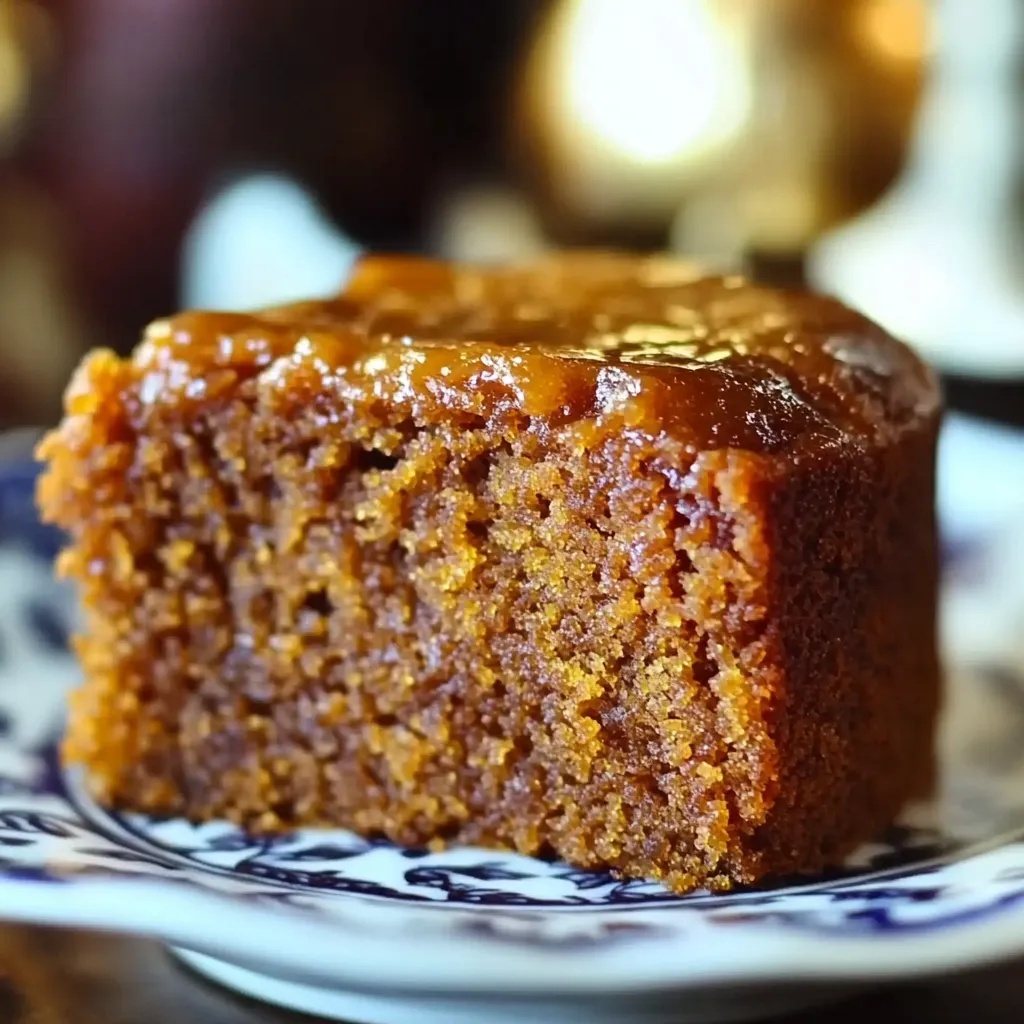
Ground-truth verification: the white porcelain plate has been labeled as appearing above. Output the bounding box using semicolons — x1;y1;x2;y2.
3;428;1024;1023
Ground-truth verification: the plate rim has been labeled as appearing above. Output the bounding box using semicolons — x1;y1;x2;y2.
2;864;1024;995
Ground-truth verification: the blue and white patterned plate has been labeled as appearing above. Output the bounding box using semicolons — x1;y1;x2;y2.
2;421;1024;1024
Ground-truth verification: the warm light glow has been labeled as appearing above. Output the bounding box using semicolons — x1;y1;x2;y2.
855;0;928;63
0;15;29;133
553;0;752;169
0;1;56;146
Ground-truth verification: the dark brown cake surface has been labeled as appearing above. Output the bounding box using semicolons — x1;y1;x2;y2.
38;252;941;893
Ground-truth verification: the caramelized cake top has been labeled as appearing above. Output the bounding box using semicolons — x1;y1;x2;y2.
125;252;939;454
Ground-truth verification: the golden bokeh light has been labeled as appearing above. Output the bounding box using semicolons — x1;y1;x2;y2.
555;0;752;168
855;0;929;64
0;7;29;136
518;0;756;231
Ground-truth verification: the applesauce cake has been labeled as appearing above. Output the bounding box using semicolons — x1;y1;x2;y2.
37;252;941;893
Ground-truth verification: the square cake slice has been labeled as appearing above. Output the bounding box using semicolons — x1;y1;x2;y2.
38;253;941;893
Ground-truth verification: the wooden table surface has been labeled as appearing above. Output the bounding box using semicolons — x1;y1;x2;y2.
0;925;1021;1024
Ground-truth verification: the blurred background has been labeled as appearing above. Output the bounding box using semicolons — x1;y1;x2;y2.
0;0;1021;448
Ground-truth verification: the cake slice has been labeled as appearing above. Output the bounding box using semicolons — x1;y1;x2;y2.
37;252;941;893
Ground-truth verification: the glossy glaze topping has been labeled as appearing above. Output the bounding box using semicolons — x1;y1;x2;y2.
131;252;939;452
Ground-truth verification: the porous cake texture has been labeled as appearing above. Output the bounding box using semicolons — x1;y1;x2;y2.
38;253;941;893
